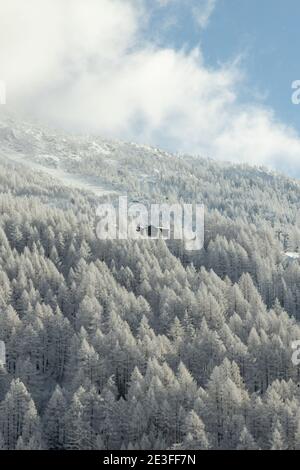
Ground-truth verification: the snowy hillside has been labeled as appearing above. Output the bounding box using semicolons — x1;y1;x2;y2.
1;115;300;450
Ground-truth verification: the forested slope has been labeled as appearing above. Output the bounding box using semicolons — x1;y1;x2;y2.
0;118;300;449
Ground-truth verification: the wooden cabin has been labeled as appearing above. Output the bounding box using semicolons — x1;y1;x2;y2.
137;224;170;239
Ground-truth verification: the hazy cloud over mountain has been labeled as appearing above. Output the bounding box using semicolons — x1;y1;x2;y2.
1;0;300;175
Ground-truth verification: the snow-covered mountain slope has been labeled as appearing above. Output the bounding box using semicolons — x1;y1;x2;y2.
0;112;174;200
2;113;300;270
0;111;298;210
2;114;300;450
1;112;300;240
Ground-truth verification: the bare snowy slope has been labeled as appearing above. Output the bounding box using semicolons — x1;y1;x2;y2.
0;112;173;200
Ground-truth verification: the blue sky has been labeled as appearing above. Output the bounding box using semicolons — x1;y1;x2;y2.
1;0;300;176
149;0;300;133
204;1;300;132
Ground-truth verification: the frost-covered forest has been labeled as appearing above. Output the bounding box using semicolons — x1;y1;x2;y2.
1;118;300;450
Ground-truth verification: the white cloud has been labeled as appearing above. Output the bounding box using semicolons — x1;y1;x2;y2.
0;0;300;176
0;0;139;96
193;0;217;28
155;0;217;30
